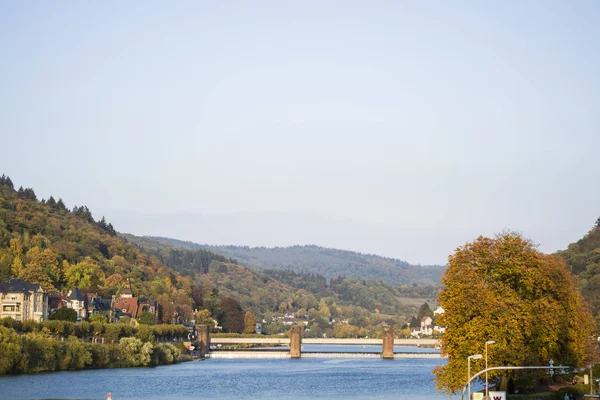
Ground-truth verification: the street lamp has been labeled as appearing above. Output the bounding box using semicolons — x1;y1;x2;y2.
485;340;495;399
468;354;483;400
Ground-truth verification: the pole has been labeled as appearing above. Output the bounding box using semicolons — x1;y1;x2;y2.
485;340;495;399
485;345;488;398
468;357;471;400
591;364;594;395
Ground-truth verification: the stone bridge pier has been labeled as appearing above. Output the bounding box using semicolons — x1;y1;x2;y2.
196;324;210;357
382;326;394;359
289;326;302;358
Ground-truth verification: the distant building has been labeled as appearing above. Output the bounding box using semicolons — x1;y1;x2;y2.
433;306;444;315
67;287;86;321
112;279;138;321
0;279;48;322
84;293;111;319
255;322;262;335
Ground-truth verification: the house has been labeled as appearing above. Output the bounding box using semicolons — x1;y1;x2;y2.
0;279;48;322
135;298;159;319
67;287;86;321
48;287;87;321
433;306;445;315
112;279;138;321
84;293;111;319
410;316;434;337
48;291;70;311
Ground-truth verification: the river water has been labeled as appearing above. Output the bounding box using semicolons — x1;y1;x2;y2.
0;346;449;400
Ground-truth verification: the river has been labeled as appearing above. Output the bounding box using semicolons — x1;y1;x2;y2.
0;345;449;400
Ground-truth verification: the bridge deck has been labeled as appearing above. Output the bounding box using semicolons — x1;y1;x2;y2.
210;338;438;346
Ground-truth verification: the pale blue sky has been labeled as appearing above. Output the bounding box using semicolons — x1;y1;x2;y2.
1;1;599;265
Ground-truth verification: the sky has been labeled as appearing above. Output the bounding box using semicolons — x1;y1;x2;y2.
1;1;599;265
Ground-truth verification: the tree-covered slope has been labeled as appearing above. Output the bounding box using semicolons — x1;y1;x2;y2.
147;237;444;286
0;175;195;322
560;217;600;322
124;235;436;322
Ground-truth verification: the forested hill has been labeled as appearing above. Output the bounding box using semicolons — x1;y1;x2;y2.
0;175;197;322
122;234;438;323
146;237;444;286
560;217;600;322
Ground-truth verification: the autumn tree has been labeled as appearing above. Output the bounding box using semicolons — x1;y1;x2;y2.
222;297;244;333
434;232;594;395
194;309;215;329
244;311;257;334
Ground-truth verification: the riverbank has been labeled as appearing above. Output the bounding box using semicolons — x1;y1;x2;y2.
0;324;191;375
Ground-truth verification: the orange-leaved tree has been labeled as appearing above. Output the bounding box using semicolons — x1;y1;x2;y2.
434;232;594;395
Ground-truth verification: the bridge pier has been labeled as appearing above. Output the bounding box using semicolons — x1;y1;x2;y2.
289;326;302;358
382;326;394;359
196;324;210;357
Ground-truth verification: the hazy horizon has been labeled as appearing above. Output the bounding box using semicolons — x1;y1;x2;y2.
2;2;599;265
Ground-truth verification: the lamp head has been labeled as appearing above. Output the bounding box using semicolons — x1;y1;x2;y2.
470;354;483;360
486;340;496;345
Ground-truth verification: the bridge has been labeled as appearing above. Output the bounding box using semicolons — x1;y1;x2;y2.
210;337;438;346
194;325;441;360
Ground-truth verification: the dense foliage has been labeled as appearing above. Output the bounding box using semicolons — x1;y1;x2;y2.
0;175;195;322
148;237;444;285
0;325;182;374
0;317;190;375
560;218;600;327
121;234;232;275
434;232;594;395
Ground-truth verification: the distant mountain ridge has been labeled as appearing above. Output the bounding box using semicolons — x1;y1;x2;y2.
145;237;445;286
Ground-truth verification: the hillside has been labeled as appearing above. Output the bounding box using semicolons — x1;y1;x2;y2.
0;175;198;323
124;234;436;322
560;217;600;323
146;237;444;286
0;174;436;335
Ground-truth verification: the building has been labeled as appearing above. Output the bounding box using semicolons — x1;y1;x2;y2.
67;287;86;321
0;279;48;322
111;279;139;321
84;293;111;320
433;306;445;316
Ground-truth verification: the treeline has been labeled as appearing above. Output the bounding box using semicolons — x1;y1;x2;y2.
148;237;444;286
0;325;183;375
0;317;190;375
560;217;600;327
121;233;232;276
0;317;189;343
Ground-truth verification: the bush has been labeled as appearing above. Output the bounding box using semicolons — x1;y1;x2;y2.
0;326;21;374
49;307;77;322
88;314;107;324
119;337;153;367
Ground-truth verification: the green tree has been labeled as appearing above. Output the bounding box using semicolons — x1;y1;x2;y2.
88;314;107;324
64;258;105;291
137;311;156;325
0;325;21;374
417;302;433;319
434;232;595;395
244;311;257;334
49;307;78;322
194;309;215;329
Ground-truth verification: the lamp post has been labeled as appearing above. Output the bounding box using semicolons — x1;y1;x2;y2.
485;340;495;399
468;354;483;400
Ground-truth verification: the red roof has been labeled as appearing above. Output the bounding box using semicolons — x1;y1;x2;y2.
114;297;138;318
